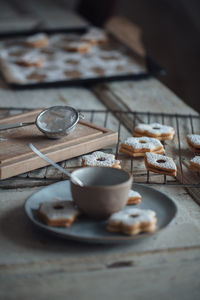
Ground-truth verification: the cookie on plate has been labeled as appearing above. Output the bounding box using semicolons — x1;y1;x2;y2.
187;134;200;153
119;136;165;157
24;33;49;48
38;200;81;227
133;123;175;141
144;152;177;176
81;151;121;169
127;190;142;205
107;208;157;235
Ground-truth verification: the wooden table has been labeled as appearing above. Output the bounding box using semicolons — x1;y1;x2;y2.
0;2;200;299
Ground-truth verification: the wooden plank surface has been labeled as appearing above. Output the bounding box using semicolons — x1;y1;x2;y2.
0;4;200;300
0;110;118;179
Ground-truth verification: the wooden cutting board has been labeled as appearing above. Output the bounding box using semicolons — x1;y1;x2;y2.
0;109;118;179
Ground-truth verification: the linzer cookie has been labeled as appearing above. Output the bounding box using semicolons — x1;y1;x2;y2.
144;152;177;176
133;123;175;141
65;41;91;53
81;27;108;44
24;33;49;48
38;200;81;227
119;136;165;157
81;151;121;169
127;190;142;205
189;156;200;172
16;53;45;68
107;208;157;235
187;134;200;153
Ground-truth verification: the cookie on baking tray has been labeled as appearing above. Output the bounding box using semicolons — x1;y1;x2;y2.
127;190;142;205
38;200;81;227
16;53;45;68
81;27;108;44
64;41;91;53
24;33;49;48
81;151;121;169
107;208;157;235
119;136;165;157
133;123;175;141
186;134;200;153
144;152;177;176
188;156;200;172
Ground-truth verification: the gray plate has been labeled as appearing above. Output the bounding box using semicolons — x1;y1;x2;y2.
24;180;177;244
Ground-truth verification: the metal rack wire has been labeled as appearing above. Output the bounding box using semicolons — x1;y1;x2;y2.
1;107;200;187
79;109;200;188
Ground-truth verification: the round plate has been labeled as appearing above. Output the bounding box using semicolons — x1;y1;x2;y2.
25;181;177;244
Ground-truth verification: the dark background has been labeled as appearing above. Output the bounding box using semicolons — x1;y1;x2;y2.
77;0;200;112
1;0;200;112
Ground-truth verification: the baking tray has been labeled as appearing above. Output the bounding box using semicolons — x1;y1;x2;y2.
0;27;165;89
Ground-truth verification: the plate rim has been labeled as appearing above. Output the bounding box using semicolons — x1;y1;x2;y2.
24;180;177;243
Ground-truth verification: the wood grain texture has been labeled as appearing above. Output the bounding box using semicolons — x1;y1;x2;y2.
0;110;118;179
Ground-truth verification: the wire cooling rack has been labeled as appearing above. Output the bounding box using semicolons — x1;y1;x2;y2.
1;108;200;187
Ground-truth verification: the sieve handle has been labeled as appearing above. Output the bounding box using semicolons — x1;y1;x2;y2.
0;122;35;131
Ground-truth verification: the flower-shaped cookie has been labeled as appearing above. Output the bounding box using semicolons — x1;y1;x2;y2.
119;136;165;157
81;151;121;169
133;123;175;141
38;200;81;227
107;208;157;235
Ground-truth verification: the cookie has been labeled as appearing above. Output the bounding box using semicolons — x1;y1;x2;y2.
107;208;157;235
81;28;108;44
144;152;177;176
133;123;175;141
119;136;165;157
38;200;81;227
65;41;91;53
16;53;44;68
24;33;49;48
81;151;121;169
189;156;200;172
127;190;142;205
187;134;200;153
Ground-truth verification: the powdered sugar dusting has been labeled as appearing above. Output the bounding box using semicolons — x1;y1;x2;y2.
190;156;200;165
128;190;141;198
39;200;80;221
187;134;200;146
108;208;156;226
135;123;174;135
122;136;163;149
145;152;176;170
82;151;120;167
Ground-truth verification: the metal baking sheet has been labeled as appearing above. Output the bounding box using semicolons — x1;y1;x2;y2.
0;27;164;89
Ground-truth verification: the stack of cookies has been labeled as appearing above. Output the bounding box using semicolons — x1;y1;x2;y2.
119;122;177;177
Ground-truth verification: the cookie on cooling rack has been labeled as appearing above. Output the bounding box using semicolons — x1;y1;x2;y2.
24;33;49;48
81;151;121;169
119;136;165;157
38;200;81;227
127;190;142;205
144;152;177;176
187;134;200;153
188;156;200;172
133;123;175;141
107;208;157;235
